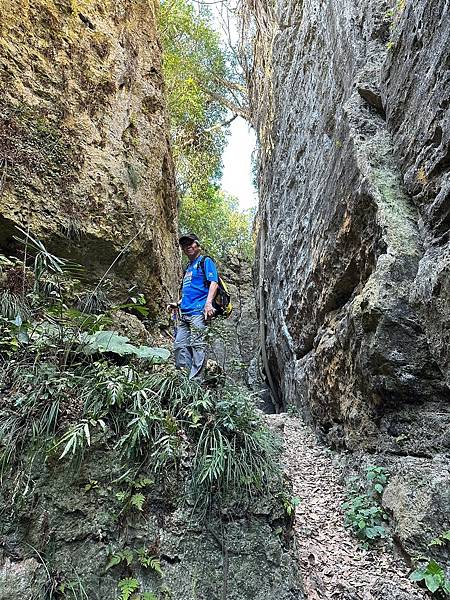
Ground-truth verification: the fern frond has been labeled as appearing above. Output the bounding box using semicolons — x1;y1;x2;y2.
118;577;139;600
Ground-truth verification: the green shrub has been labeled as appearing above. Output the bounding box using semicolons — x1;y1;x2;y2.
409;560;450;597
1;337;280;516
190;385;280;512
179;186;255;263
106;547;162;576
0;233;279;517
158;0;254;264
409;531;450;597
158;0;231;193
342;466;389;545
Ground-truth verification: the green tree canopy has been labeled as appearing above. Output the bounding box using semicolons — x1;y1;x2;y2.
180;185;254;263
158;0;229;192
158;0;254;263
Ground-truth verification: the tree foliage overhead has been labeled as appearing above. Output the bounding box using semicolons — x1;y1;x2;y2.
158;0;231;192
180;185;255;262
158;0;254;262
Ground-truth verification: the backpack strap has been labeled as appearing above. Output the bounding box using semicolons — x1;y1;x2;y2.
199;255;210;288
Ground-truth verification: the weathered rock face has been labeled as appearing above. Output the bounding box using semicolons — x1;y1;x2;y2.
382;454;450;564
210;257;260;385
382;2;450;389
246;0;450;449
244;0;450;566
0;0;180;310
0;448;303;600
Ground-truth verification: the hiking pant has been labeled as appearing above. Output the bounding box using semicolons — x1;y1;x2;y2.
174;313;208;380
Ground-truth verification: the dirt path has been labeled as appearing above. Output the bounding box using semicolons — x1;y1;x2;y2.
269;414;427;600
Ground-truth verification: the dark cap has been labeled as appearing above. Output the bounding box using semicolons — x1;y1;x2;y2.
179;233;200;246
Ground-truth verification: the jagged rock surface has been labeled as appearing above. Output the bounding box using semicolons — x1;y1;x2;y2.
382;2;450;389
0;0;180;310
210;257;260;384
250;0;449;446
244;0;450;563
0;448;303;600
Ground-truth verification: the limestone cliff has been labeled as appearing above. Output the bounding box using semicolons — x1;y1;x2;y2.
242;0;450;567
0;0;180;309
210;257;260;384
245;0;450;452
0;447;302;600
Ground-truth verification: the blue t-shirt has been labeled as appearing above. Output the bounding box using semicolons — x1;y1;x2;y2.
180;255;218;315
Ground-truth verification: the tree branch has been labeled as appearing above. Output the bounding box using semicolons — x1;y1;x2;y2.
205;90;251;121
214;77;248;94
178;114;239;149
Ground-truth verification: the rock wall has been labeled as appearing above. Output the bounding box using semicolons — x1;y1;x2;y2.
383;2;450;390
210;257;260;384
246;0;450;450
0;0;180;309
0;447;303;600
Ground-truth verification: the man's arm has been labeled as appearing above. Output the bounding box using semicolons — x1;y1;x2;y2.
204;281;218;318
203;257;219;319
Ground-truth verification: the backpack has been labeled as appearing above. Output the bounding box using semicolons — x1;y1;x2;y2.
198;256;233;318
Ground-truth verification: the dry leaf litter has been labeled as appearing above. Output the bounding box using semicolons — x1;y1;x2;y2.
267;414;427;600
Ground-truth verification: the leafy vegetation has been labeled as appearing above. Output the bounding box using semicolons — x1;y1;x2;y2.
117;578;140;600
385;0;407;49
158;0;244;193
342;465;389;545
0;233;280;516
1;345;278;514
57;578;89;599
106;547;162;577
117;579;157;600
180;186;255;262
190;384;280;512
410;560;450;597
409;531;450;597
280;494;301;517
158;0;254;263
115;477;154;515
80;330;170;361
0;231;172;478
429;531;450;548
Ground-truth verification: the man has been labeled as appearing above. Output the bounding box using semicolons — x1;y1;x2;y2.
168;233;218;380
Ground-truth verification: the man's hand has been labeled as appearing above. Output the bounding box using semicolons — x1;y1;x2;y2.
204;301;216;319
